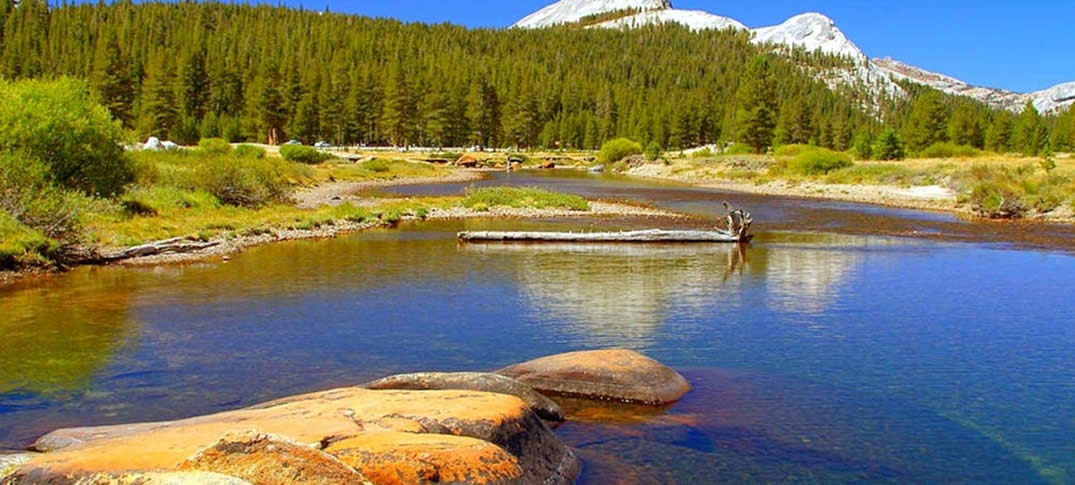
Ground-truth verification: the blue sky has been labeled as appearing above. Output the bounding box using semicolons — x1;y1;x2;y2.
305;1;1071;93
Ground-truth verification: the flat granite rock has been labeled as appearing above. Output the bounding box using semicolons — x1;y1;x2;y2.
497;348;691;406
362;372;564;422
327;431;523;485
179;431;372;485
10;388;579;485
3;471;251;485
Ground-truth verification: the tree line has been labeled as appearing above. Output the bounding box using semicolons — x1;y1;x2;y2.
1;0;1071;155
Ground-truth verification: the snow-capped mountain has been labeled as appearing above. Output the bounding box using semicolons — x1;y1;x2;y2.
594;9;745;31
874;58;1075;113
515;0;1073;113
514;0;670;28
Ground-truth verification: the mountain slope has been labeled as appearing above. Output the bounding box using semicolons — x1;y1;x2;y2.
593;9;746;31
514;0;670;28
749;13;860;60
874;58;1075;113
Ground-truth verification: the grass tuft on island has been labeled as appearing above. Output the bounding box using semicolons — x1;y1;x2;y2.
462;187;590;212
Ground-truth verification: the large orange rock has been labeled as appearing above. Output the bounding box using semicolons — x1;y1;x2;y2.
327;431;521;485
497;349;690;406
4;471;253;485
9;389;578;485
178;431;371;485
362;372;563;422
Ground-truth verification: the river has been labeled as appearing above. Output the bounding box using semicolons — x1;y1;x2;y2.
2;171;1073;483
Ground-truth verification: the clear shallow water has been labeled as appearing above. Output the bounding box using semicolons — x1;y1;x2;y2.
2;175;1074;483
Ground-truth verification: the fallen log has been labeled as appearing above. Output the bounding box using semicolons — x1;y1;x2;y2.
102;237;222;261
458;229;750;243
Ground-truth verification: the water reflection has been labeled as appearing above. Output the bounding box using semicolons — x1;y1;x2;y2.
0;271;137;394
464;243;751;348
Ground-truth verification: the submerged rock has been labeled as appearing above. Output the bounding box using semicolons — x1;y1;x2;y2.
13;389;578;485
497;348;690;405
179;431;370;485
362;372;564;421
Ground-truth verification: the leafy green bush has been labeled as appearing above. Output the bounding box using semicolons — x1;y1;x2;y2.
462;187;589;211
280;144;333;164
852;132;874;160
689;148;715;158
773;144;814;158
234;144;266;159
918;142;981;159
959;165;1074;218
198;138;233;155
644;142;663;161
0;78;132;196
194;156;291;207
787;148;853;176
362;159;391;173
597;138;643;165
724;143;755;155
0;153;87;241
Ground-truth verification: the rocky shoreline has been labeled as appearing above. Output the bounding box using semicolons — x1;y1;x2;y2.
2;349;690;485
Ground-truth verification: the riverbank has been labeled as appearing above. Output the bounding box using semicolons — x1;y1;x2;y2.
626;154;1075;224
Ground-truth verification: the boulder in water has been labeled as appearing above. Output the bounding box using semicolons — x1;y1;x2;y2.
362;372;563;421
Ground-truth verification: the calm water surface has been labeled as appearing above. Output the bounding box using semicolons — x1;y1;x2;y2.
2;172;1074;483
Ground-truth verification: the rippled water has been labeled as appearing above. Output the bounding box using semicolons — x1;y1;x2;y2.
2;173;1074;483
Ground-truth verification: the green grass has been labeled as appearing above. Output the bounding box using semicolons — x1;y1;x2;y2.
462;187;589;211
316;159;448;182
823;164;940;186
955;164;1075;218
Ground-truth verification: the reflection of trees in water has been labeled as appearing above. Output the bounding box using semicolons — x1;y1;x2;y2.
0;271;137;393
463;243;751;348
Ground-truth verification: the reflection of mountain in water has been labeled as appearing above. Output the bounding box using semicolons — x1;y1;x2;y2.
464;243;750;348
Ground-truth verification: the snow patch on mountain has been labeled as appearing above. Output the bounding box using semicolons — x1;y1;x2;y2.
750;13;862;60
514;0;670;28
593;9;746;31
874;57;1075;113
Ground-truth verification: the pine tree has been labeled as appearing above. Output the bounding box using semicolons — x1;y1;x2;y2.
253;59;287;144
91;31;135;125
137;51;178;139
178;47;209;121
873;128;905;161
734;55;778;153
985;111;1013;153
948;104;982;147
1013;100;1044;156
904;90;948;151
422;79;452;149
292;88;320;144
380;62;416;148
465;77;499;149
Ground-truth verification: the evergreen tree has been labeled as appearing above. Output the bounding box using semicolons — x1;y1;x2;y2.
873;128;905;161
734;55;778;153
91;32;135;125
137;51;178;138
465;77;499;149
252;59;287;144
948;104;982;147
852;131;873;160
380;62;416;147
178;47;209;121
904;90;948;152
292;88;320;144
422;79;452;149
985;111;1013;153
1013;100;1044;156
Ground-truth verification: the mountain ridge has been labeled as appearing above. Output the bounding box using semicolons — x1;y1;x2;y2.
514;0;1073;113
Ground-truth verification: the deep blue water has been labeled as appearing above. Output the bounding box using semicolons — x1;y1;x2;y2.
1;173;1073;483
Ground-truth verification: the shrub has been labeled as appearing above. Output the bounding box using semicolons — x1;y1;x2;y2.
121;186;218;214
0;212;58;269
194;156;291;207
0;77;132;196
724;143;755;155
689;148;715;158
0;153;86;241
644;142;663;161
234;144;266;159
918;142;981;159
280;144;334;164
853;132;874;160
787;148;853;176
773;144;814;158
462;187;589;211
362;159;391;173
598;138;643;165
198;138;233;155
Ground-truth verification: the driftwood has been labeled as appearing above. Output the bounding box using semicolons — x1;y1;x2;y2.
459;229;745;243
103;237;221;261
460;201;754;244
